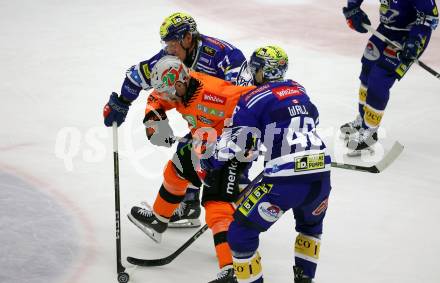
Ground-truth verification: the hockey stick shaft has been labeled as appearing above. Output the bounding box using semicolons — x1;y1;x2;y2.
127;170;265;267
113;123;126;274
363;24;440;79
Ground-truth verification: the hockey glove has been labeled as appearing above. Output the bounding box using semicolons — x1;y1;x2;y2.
143;110;175;147
103;92;131;127
343;5;371;33
398;35;424;65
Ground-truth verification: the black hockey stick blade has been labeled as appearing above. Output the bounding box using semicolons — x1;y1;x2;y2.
127;171;265;267
331;141;404;173
127;224;209;266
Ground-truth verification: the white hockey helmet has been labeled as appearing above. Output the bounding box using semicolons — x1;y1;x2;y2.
150;55;190;101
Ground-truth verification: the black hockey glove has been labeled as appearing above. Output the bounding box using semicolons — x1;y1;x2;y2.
343;5;371;33
143;109;176;147
398;35;424;65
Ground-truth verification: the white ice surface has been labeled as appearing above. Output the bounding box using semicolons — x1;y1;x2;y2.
1;0;439;282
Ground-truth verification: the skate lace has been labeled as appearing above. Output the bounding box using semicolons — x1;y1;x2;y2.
137;207;153;217
350;115;362;128
173;202;187;217
216;269;230;279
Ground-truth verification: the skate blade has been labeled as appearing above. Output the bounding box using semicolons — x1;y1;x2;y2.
127;213;163;243
168;218;201;228
346;147;375;157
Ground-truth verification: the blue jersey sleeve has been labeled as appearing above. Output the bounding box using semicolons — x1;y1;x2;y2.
120;49;167;101
409;0;439;39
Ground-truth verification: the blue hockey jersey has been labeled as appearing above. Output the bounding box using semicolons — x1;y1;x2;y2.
120;34;253;101
349;0;438;36
214;80;331;179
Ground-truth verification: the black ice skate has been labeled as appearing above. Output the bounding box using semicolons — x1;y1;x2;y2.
293;266;312;283
346;127;378;156
169;199;201;228
340;115;362;140
128;206;168;243
208;266;238;283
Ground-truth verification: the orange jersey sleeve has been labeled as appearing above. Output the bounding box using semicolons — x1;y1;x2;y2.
175;71;255;143
144;90;177;116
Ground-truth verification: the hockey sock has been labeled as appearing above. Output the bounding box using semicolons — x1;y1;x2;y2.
233;251;263;283
153;185;185;218
358;84;367;118
294;233;321;279
363;103;383;129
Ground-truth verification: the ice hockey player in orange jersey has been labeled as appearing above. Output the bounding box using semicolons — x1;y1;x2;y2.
128;55;255;282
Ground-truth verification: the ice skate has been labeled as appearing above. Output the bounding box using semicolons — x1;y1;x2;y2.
340;115;362;140
169;199;201;228
346;127;378;157
293;266;313;283
208;266;238;283
128;205;168;243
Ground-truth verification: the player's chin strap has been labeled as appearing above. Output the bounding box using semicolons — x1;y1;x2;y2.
362;24;440;80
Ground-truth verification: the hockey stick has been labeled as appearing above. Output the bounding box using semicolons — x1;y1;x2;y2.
127;170;265;267
112;123;130;283
363;24;440;79
331;141;404;173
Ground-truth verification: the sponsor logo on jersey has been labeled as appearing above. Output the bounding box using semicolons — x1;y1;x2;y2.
197;115;214;125
258;202;283;222
273;86;303;100
312;198;329;216
294;153;325;172
197;104;225;117
202;46;217;57
226;160;239;195
202;93;227;105
183;114;197;128
244;84;271;102
238;184;273;216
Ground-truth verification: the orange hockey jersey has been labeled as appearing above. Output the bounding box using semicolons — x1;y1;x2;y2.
145;71;255;139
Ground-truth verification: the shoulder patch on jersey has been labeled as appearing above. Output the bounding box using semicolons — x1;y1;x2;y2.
202;46;217;57
127;66;143;85
141;63;151;80
205;37;225;50
202;92;227;105
272;86;303;100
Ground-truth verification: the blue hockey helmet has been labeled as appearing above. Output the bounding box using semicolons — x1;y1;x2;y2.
249;45;288;82
160;12;198;42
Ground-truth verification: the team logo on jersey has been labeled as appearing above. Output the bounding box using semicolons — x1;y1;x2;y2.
273;86;303;100
294;153;325;172
202;46;217;57
312;198;329;216
258;202;283;222
202;93;227;105
364;41;380;61
197;104;225;117
197;115;214;125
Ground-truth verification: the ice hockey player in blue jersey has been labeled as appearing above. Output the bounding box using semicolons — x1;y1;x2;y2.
102;12;253;228
202;46;332;283
340;0;438;151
